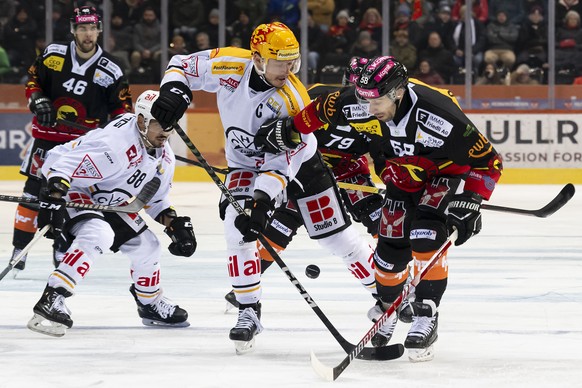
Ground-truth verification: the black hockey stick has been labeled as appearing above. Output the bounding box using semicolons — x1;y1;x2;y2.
175;154;230;175
0;225;51;282
0;177;161;214
337;182;576;218
311;230;457;381
173;123;403;361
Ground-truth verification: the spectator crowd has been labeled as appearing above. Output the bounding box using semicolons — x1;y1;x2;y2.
1;0;582;85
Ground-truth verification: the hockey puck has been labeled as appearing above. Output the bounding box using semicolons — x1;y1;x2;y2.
305;264;321;279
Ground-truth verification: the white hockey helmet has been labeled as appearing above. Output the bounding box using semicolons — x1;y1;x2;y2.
135;90;163;134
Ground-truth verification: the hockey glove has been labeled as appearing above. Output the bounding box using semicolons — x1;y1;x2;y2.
446;192;483;246
379;156;438;193
164;216;197;257
37;177;70;239
234;191;273;243
151;81;193;129
29;92;56;127
255;117;301;154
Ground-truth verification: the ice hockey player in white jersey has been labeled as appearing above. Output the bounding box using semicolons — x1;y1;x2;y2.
151;22;377;354
27;90;196;337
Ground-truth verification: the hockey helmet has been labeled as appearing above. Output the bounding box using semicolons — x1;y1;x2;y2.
250;22;300;73
355;56;408;101
70;6;102;33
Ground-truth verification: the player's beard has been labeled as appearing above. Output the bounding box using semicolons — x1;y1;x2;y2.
75;36;96;54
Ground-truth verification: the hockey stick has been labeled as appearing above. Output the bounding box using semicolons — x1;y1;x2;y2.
0;225;51;282
311;230;457;381
337;182;576;218
173;123;403;361
174;154;230;175
0;177;161;214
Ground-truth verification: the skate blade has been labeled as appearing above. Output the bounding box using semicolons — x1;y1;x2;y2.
141;318;190;328
407;344;435;362
12;269;22;279
234;338;256;355
27;313;68;337
224;300;238;314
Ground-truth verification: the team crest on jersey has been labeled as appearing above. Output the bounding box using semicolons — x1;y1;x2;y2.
342;104;372;120
415;127;444;148
91;187;133;207
417;109;453;137
43;55;65;72
219;77;240;92
54;97;87;123
225;127;262;156
72;154;103;179
126;144;143;168
93;69;114;87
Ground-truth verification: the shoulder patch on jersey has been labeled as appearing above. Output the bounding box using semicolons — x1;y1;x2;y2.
93;69;114;87
350;119;382;136
342;103;372;120
181;55;199;77
72;155;103;179
415;127;445;148
416;108;453;137
97;57;123;79
43;56;65;72
211;61;245;76
44;44;68;57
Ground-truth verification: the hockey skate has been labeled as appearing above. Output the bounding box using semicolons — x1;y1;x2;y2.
27;286;73;337
404;299;438;362
367;300;398;347
129;284;189;327
229;303;263;355
224;290;239;312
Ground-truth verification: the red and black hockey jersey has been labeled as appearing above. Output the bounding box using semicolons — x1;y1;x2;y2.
25;41;132;142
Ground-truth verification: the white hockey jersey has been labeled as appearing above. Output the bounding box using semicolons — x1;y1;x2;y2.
41;113;174;221
161;47;317;199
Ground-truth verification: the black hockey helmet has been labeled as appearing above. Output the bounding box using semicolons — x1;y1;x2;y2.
70;6;102;33
355;56;408;101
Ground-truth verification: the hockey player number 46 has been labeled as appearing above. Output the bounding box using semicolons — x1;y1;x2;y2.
62;78;87;95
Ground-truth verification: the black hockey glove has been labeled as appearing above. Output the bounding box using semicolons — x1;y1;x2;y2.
234;191;273;243
164;216;197;257
446;192;483;246
37;177;70;239
151;81;193;129
255;117;301;154
29;92;56;127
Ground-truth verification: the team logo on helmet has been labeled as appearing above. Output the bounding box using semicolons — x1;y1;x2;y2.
250;22;300;61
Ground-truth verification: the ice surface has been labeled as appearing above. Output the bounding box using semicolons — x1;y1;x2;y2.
0;181;580;388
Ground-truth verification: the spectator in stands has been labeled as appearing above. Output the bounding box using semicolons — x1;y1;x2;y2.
194;31;212;51
422;4;456;52
113;0;146;27
228;10;253;49
202;8;220;48
556;10;582;79
404;0;435;25
509;63;540;85
484;9;519;70
234;0;268;26
0;0;15;29
451;5;486;70
0;44;19;83
418;30;457;83
110;12;134;74
358;7;382;47
308;0;335;32
319;9;356;68
413;59;446;85
489;0;525;25
556;0;582;28
267;0;301;31
475;62;507;85
171;0;205;43
130;6;162;82
390;28;417;71
169;34;189;57
516;5;548;66
52;4;71;42
2;6;37;74
523;0;546;16
350;30;379;58
451;0;489;24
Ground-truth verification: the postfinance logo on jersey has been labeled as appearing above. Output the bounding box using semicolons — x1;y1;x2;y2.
43;56;65;72
351;119;382;136
211;62;245;75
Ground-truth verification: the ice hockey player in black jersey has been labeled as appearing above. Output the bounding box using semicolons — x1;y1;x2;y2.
9;6;132;276
256;55;503;362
